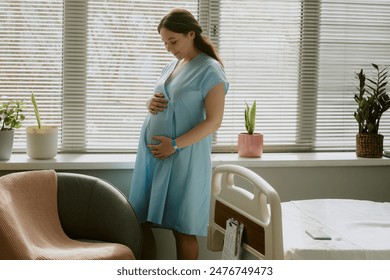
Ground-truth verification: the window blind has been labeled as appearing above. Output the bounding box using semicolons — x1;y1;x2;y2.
64;0;198;152
1;0;390;154
214;0;390;152
315;0;390;151
0;0;63;151
1;0;198;153
213;0;303;152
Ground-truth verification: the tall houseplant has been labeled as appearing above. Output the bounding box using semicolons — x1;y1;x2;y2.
26;93;58;159
237;100;264;157
0;100;26;160
354;63;390;158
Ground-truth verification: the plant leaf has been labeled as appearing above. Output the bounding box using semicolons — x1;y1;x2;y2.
31;93;41;129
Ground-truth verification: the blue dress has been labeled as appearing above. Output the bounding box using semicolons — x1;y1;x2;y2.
129;53;229;236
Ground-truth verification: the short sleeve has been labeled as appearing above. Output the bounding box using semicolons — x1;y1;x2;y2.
200;62;229;98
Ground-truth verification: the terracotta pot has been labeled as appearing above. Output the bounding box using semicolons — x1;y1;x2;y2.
237;133;263;158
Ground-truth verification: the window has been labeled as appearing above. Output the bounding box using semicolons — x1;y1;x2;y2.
214;0;303;152
215;0;390;152
1;0;390;153
0;0;63;150
315;0;390;151
64;0;198;152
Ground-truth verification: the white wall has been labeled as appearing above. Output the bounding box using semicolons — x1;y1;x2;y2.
2;158;390;259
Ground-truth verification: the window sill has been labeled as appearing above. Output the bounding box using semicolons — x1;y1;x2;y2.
1;152;389;171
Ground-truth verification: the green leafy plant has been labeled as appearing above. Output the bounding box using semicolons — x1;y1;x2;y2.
354;63;390;134
0;100;26;131
31;93;42;129
244;100;256;134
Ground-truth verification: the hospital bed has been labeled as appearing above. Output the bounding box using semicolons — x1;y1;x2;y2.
208;164;390;260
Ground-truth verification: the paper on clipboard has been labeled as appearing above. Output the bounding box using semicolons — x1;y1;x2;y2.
222;218;244;260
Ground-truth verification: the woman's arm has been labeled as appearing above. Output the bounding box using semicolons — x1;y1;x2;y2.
148;83;226;159
175;83;225;148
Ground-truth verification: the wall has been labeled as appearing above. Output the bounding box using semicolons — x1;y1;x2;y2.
3;166;390;203
2;157;390;260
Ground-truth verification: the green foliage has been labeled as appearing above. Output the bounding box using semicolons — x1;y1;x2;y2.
354;63;390;134
31;93;41;129
0;100;26;131
244;100;256;134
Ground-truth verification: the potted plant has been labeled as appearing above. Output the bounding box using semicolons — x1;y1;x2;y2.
237;100;264;157
0;100;26;160
354;63;390;158
26;93;58;159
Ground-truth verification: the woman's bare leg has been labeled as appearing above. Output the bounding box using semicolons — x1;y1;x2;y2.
141;223;157;259
173;230;199;260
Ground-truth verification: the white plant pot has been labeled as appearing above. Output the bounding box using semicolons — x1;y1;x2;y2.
26;126;58;159
0;130;15;160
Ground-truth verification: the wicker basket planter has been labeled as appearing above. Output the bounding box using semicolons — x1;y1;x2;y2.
356;133;383;158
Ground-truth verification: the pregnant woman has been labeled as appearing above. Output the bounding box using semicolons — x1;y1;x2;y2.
129;8;229;260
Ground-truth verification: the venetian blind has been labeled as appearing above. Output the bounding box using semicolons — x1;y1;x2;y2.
2;0;390;154
64;0;198;152
212;0;390;152
315;0;390;151
212;0;304;152
0;0;63;151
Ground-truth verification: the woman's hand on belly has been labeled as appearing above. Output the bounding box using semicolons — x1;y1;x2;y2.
147;136;176;160
147;93;168;114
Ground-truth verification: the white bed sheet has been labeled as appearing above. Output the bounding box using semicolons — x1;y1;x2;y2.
282;199;390;260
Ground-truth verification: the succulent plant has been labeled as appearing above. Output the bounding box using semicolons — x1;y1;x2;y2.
244;100;256;134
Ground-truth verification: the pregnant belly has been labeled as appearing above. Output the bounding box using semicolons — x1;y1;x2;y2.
145;111;172;145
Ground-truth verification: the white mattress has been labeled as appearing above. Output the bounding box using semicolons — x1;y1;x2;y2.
282;199;390;260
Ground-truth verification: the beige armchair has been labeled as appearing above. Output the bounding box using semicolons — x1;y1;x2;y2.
0;170;142;260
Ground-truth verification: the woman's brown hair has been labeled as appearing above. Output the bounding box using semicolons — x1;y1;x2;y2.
157;8;223;66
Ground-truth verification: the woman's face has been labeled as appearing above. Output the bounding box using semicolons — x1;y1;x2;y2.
159;27;195;60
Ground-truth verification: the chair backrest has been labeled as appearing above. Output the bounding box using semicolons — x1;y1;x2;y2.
208;164;284;260
57;172;143;259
